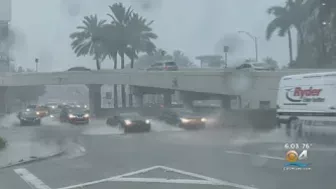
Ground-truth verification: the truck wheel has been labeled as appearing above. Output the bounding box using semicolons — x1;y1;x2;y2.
287;118;302;140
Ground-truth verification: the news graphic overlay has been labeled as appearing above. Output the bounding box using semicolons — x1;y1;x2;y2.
283;143;312;171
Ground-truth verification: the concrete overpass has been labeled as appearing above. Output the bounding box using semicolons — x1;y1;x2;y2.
0;69;333;115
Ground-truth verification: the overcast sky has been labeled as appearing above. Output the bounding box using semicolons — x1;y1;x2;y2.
9;0;296;71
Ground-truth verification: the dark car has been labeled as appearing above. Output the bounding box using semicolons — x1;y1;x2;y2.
146;61;178;71
60;107;89;124
106;112;151;133
158;108;207;129
17;110;41;126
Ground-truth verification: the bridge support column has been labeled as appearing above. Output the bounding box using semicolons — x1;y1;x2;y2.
220;95;231;110
0;87;7;115
179;91;193;110
134;94;143;107
87;84;102;117
163;93;172;107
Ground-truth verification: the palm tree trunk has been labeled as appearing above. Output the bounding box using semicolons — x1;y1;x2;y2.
95;55;101;70
130;50;135;68
113;55;118;108
121;53;126;108
287;29;293;65
129;50;135;107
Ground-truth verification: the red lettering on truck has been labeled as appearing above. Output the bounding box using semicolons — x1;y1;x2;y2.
293;87;322;97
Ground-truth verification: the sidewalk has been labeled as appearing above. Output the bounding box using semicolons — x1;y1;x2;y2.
0;127;62;168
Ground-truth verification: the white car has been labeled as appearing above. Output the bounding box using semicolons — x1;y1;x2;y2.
236;62;275;71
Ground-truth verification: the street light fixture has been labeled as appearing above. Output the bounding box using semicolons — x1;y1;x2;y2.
238;31;259;62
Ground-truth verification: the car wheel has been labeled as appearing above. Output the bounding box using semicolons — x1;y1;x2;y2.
36;120;41;125
20;120;25;126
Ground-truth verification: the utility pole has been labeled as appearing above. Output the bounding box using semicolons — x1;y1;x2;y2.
35;58;39;72
238;31;258;62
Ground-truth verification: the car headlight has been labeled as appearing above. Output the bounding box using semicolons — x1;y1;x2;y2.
180;118;190;123
69;114;75;118
201;118;207;122
36;112;40;115
124;120;132;125
145;119;150;124
84;114;89;118
50;115;54;118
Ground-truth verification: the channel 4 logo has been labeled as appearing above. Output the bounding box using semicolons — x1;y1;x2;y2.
283;150;311;171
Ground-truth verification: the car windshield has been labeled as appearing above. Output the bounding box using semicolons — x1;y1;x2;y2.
1;1;331;189
22;111;37;116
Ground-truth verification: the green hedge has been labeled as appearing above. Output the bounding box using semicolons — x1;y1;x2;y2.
0;137;6;150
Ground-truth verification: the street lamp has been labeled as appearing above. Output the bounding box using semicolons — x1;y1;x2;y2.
238;31;259;62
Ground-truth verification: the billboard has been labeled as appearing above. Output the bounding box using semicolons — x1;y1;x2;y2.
0;0;11;21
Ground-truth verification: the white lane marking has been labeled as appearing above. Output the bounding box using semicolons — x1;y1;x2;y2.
108;177;225;185
225;150;284;161
14;168;51;189
57;166;161;189
57;165;259;189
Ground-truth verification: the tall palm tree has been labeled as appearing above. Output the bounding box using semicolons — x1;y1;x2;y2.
126;13;157;69
100;24;120;108
69;15;107;70
107;3;133;108
266;0;309;65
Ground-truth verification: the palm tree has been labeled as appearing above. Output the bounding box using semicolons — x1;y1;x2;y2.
126;13;157;68
266;0;309;65
100;24;120;108
69;15;107;70
107;3;133;108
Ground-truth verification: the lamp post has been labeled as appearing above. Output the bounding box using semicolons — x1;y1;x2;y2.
238;31;259;62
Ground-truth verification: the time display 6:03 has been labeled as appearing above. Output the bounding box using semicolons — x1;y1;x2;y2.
284;143;312;150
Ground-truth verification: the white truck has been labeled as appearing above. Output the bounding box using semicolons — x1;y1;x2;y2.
276;72;336;139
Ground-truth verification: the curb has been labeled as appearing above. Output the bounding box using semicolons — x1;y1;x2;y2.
0;150;65;170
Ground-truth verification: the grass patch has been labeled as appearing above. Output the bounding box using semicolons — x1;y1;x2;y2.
0;137;6;150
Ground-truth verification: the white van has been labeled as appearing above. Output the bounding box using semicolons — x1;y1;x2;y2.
276;72;336;139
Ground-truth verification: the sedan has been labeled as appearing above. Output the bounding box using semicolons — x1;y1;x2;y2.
60;107;89;125
106;112;151;133
158;108;207;129
17;110;41;126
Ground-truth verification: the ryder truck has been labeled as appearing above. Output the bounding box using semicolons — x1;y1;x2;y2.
276;72;336;139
